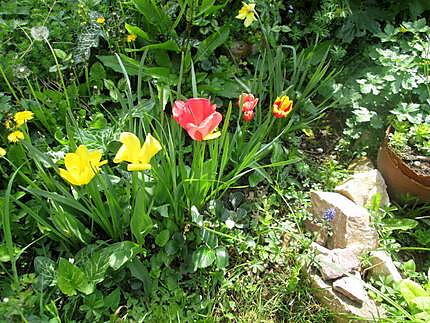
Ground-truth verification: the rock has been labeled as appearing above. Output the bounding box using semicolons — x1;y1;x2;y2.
304;220;328;245
333;276;367;304
310;191;378;253
315;248;360;281
367;250;402;282
310;242;330;256
309;273;384;323
348;157;374;173
335;169;390;207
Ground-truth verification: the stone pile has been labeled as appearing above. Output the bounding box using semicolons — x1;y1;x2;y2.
305;158;402;323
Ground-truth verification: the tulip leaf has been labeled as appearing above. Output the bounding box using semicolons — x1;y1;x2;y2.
132;0;170;34
195;26;229;62
400;279;429;307
131;189;153;244
57;258;94;296
126;40;180;53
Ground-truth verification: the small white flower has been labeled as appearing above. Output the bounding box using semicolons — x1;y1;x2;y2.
31;26;50;41
68;258;75;264
3;298;9;303
225;219;235;229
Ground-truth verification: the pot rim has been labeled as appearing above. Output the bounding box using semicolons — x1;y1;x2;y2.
382;126;430;182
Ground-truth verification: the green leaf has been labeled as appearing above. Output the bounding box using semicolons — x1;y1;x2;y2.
193;246;216;270
383;218;418;231
412;296;430;312
155;229;170;247
132;0;170;33
34;256;56;288
102;241;142;270
128;259;153;295
124;23;150;41
57;258;94;296
400;279;428;307
104;288;121;310
83;250;110;285
195;26;229;62
97;54;140;76
127;40;180;53
215;247;229;269
131;190;153;244
248;169;265;187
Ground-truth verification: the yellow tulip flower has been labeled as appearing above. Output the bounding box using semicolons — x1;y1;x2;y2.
14;110;34;127
114;132;162;171
236;2;257;27
59;145;107;186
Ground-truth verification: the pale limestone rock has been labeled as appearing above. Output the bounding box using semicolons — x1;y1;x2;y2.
335;169;390;207
310;242;330;256
310;191;378;254
315;248;360;281
368;250;402;282
309;274;384;323
348;157;374;173
333;276;367;304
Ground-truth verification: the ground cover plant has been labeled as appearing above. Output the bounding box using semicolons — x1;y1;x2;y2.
0;0;430;321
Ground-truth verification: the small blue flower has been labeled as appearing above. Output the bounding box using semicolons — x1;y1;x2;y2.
323;208;336;221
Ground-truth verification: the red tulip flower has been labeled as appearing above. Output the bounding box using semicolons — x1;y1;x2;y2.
172;98;222;141
238;93;258;122
243;110;254;122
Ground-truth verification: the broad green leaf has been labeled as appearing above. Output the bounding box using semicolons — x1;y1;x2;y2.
124;23;150;41
132;0;170;33
215;247;229;269
155;229;170;247
104;288;121;310
128;259;153;295
412;296;430;312
57;258;94;296
97;54;140;76
102;241;142;270
193;246;216;270
195;26;229;62
400;279;428;307
83;250;110;284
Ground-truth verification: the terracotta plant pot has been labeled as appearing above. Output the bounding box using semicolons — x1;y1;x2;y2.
377;128;430;203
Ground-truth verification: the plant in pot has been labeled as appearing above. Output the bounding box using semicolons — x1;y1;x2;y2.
334;18;430;202
378;104;430;202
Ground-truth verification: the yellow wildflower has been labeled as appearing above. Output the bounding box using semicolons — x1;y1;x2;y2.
14;110;34;127
8;130;25;143
236;2;257;27
0;147;6;157
4;119;14;129
114;132;162;171
59;145;107;186
127;34;137;42
96;17;105;24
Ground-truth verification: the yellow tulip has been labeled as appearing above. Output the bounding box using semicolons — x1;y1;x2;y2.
59;145;107;186
14;110;34;127
236;2;257;27
114;132;162;171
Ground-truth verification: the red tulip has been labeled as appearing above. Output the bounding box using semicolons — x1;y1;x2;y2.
243;110;254;122
172;98;222;141
238;93;258;112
